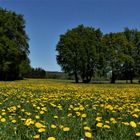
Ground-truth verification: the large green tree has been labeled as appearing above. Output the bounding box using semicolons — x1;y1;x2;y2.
124;28;140;83
0;8;30;80
56;25;102;83
102;32;134;83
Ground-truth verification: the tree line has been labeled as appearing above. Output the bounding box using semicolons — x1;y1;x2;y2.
0;8;30;80
0;8;47;80
56;25;140;83
1;7;140;83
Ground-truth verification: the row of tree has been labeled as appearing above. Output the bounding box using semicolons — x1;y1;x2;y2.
1;7;140;83
25;68;46;79
56;25;140;83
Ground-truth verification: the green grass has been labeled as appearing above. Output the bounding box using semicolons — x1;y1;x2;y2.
0;79;140;139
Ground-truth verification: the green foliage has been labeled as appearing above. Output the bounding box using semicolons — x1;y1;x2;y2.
56;25;140;83
56;25;102;83
0;8;30;80
102;32;135;83
25;68;46;79
46;71;72;80
124;28;140;82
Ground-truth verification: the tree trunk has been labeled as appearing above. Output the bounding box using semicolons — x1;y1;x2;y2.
111;71;116;83
130;78;133;84
82;74;92;83
130;70;133;84
74;72;79;83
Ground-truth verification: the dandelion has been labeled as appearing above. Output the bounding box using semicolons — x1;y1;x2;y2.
38;128;45;133
11;119;16;123
132;114;138;118
54;115;58;119
103;124;110;129
67;113;72;117
96;123;103;128
136;132;140;136
33;134;40;139
24;118;34;126
81;114;87;118
40;111;44;114
122;122;129;126
85;132;92;138
96;117;102;122
84;126;91;131
35;122;45;128
63;127;70;131
130;121;137;128
47;137;56;140
76;112;81;116
35;115;40;119
1;118;6;122
51;124;57;129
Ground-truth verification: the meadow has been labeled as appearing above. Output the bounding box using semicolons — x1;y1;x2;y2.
0;79;140;140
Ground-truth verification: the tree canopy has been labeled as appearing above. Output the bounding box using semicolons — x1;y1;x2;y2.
0;8;30;80
56;25;140;83
56;25;102;83
1;8;140;83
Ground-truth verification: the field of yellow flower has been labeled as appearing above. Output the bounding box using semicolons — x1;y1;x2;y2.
0;79;140;140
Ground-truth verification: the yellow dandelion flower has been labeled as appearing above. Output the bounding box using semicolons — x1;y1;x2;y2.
76;112;81;116
110;118;117;124
47;137;56;140
81;114;87;118
122;122;129;126
40;111;44;114
85;132;92;138
105;121;110;124
51;124;57;129
1;118;6;122
35;115;40;119
96;123;103;128
17;105;21;108
38;128;45;133
24;118;34;126
67;113;72;117
132;114;138;118
84;126;91;131
136;132;140;136
33;134;40;139
54;115;58;119
11;119;16;123
35;122;45;128
96;117;102;122
63;127;70;131
2;112;6;115
103;124;110;129
130;121;137;128
73;107;79;111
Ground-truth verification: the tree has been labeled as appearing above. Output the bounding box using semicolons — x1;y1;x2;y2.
25;67;46;79
123;28;140;83
56;25;102;83
0;8;30;80
102;32;134;83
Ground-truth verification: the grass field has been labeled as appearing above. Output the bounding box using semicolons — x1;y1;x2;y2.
0;79;140;140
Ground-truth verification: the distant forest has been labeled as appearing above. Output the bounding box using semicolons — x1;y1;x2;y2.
0;8;140;83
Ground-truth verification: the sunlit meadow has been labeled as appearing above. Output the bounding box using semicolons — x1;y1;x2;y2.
0;79;140;140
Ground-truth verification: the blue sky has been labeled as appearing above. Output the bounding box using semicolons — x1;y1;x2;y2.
0;0;140;71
